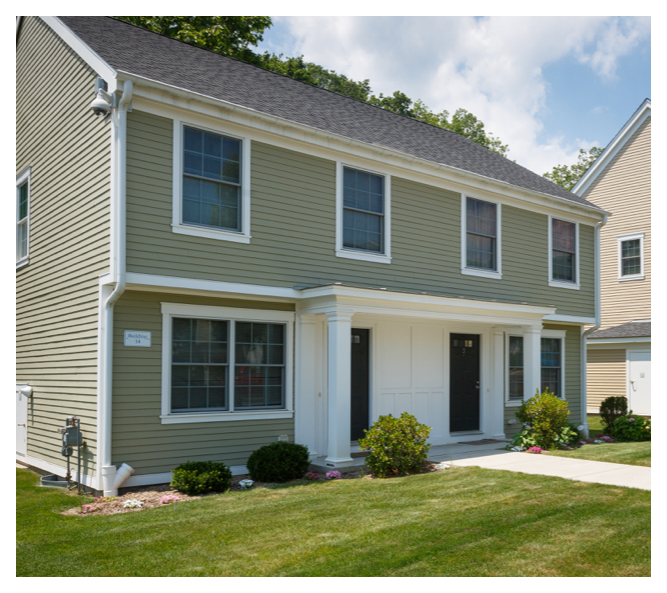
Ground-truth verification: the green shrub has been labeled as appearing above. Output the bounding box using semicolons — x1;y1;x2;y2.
599;396;628;433
514;388;573;450
359;412;431;477
170;460;232;495
246;442;311;483
612;415;651;442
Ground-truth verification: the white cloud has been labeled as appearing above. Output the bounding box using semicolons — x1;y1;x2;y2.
265;16;649;175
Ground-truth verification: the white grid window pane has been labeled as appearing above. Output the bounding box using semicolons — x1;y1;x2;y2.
540;338;561;397
552;219;576;282
509;336;524;401
621;239;641;276
343;167;384;253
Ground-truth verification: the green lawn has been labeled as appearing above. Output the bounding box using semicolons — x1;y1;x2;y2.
546;442;651;467
544;415;651;467
16;467;650;576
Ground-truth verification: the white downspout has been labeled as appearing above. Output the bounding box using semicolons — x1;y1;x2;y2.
100;80;133;496
580;214;608;438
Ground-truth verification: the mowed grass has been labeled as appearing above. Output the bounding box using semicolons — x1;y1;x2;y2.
545;415;651;467
16;467;650;577
546;442;651;467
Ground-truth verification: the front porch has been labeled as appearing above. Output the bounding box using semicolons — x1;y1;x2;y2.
295;284;558;469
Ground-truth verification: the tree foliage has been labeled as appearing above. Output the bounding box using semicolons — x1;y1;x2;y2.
116;16;510;156
116;16;272;64
543;146;604;190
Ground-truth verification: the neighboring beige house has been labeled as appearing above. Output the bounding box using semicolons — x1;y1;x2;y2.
17;17;608;495
574;99;651;416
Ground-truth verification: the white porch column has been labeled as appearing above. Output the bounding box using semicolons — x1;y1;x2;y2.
324;309;354;467
523;325;542;400
491;327;506;439
295;313;318;457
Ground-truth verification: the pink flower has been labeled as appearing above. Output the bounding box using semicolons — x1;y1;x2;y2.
527;446;543;454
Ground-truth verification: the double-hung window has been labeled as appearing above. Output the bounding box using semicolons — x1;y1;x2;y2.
161;304;294;423
336;163;391;263
550;218;578;287
16;168;30;266
540;337;562;397
618;233;644;280
462;196;501;278
173;121;251;243
506;333;564;401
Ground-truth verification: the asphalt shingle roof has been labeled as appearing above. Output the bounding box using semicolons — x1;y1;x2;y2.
589;321;651;340
58;16;602;209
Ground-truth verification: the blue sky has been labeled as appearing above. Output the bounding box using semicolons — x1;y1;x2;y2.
256;16;651;175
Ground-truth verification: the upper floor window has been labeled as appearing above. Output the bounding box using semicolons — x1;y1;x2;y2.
336;162;391;264
462;196;501;279
549;217;579;289
618;233;644;280
172;120;251;244
183;126;241;231
16;167;30;266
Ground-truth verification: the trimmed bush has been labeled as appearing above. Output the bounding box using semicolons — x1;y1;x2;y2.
359;412;431;477
170;461;232;495
513;388;574;450
599;396;628;433
612;415;651;442
246;442;310;483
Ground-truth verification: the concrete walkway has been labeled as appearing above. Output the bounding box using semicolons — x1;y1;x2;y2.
428;442;651;490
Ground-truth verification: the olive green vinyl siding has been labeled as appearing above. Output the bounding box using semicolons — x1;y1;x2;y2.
112;291;295;475
126;110;594;318
16;17;111;476
503;324;583;437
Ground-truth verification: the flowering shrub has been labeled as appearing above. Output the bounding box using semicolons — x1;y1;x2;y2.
123;499;144;509
596;435;615;443
513;389;576;450
160;494;179;505
303;472;320;481
325;470;342;480
527;446;543;454
81;504;101;514
359;412;431;477
238;479;254;490
612;415;651;442
170;460;232;495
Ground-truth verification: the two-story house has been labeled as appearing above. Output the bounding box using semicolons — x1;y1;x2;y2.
16;17;608;496
574;99;651;417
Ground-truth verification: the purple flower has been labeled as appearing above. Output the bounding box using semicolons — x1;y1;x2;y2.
628;417;636;423
325;470;342;480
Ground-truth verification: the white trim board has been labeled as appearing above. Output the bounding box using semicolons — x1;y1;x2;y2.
123;465;249;488
126;86;608;225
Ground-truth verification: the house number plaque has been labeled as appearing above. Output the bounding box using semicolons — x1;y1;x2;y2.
124;331;151;347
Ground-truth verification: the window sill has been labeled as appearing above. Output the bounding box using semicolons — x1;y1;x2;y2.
335;249;391;264
16;258;29;270
172;223;251;244
505;400;523;407
619;275;645;282
548;280;580;290
160;410;293;424
461;267;502;280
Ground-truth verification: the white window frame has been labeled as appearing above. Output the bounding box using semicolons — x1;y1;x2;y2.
461;194;502;279
160;303;294;424
172;119;251;244
335;161;391;264
548;216;580;290
505;332;524;406
540;328;567;400
617;233;645;281
16;167;31;268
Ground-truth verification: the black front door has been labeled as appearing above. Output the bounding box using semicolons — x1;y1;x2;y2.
351;328;370;442
450;333;480;432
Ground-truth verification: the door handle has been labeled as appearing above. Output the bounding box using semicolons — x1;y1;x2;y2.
18;423;26;427
475;381;480;390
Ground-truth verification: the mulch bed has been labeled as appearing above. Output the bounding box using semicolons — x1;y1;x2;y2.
61;462;451;517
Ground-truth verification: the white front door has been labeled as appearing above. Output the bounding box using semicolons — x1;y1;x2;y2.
628;350;651;416
16;385;28;458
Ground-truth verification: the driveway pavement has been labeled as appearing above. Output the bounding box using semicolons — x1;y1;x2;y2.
428;443;651;490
